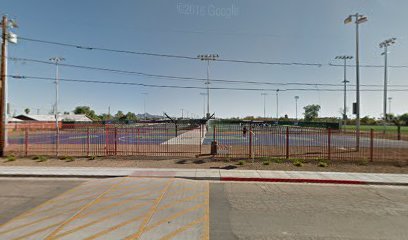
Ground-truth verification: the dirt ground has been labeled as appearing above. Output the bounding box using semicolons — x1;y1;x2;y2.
1;155;407;174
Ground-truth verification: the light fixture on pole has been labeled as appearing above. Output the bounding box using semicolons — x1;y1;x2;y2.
379;38;396;125
197;54;219;119
49;57;65;156
344;13;367;151
294;96;299;120
335;55;353;124
261;93;268;119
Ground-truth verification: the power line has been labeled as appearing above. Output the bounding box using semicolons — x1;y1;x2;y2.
9;75;408;92
8;56;408;88
17;36;408;68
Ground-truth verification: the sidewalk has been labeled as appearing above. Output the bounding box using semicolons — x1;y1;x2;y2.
1;166;408;186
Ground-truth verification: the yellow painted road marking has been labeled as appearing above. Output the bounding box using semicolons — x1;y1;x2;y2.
0;210;69;235
10;221;64;240
157;192;206;211
52;201;151;239
143;202;206;233
123;179;174;240
44;178;128;240
202;182;210;240
78;191;157;219
159;216;205;240
83;212;146;240
0;179;111;227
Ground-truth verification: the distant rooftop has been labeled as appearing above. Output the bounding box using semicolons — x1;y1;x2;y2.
14;114;92;122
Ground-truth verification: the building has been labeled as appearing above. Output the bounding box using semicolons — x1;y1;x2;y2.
13;114;92;122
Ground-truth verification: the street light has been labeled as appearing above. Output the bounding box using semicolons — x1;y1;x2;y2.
49;57;65;156
344;13;367;150
335;55;353;124
261;93;268;119
294;96;299;120
197;54;219;119
380;38;396;125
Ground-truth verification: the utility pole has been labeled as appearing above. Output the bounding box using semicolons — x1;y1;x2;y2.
50;57;64;156
295;96;299;120
199;93;206;118
198;54;219;119
380;38;396;128
0;16;18;156
261;93;267;119
335;56;353;124
344;13;367;151
181;108;184;119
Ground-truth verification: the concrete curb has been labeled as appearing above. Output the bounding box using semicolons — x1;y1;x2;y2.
1;173;408;186
219;177;408;186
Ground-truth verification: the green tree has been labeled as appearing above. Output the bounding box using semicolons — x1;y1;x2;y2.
303;104;321;121
73;106;99;121
114;111;124;120
398;113;408;126
24;108;30;114
125;112;138;121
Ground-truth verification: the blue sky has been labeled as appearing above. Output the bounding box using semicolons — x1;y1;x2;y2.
3;0;408;119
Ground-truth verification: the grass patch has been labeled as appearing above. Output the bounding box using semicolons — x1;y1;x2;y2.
88;156;96;160
237;160;245;165
318;161;328;167
65;156;75;162
5;154;16;162
358;159;369;166
262;160;270;165
292;159;303;167
273;158;285;164
36;156;48;162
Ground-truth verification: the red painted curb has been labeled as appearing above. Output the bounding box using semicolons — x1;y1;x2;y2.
220;177;366;185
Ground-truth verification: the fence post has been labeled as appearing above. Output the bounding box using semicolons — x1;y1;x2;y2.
328;128;331;160
285;126;289;159
249;125;253;158
166;127;169;153
105;125;108;156
397;125;401;140
24;128;28;157
370;128;374;162
114;127;117;156
87;128;90;156
199;124;202;154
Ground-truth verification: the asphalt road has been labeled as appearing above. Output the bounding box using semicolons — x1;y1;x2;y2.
210;182;408;240
1;178;408;239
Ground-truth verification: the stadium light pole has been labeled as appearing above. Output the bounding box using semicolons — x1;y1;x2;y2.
142;93;148;120
199;93;206;118
388;97;392;115
335;55;353;124
275;89;280;119
344;13;367;151
261;93;268;119
198;54;219;119
294;96;299;120
380;38;396;127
